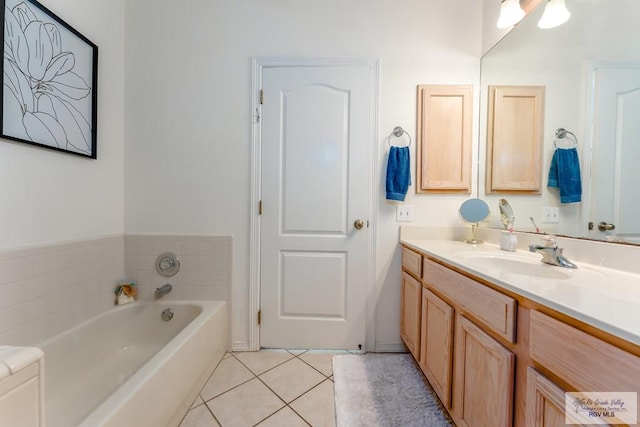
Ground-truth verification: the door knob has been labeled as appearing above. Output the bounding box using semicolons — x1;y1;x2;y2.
597;222;615;232
354;219;365;230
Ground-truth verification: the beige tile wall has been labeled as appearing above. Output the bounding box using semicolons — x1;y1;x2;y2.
0;234;233;348
0;235;125;346
124;234;233;345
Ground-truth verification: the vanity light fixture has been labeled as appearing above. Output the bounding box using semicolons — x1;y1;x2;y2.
538;0;571;29
497;0;525;28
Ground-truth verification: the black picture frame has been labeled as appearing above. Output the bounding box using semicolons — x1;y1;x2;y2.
1;0;98;158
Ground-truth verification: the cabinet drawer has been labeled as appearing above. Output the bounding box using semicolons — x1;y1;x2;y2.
402;246;422;278
529;310;640;395
423;258;516;343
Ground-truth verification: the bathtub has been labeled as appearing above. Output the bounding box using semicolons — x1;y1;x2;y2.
37;300;226;427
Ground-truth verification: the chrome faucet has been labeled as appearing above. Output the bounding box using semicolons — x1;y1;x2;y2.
155;283;173;299
528;244;577;269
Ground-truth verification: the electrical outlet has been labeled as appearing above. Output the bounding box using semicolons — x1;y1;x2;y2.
542;207;559;223
396;205;414;222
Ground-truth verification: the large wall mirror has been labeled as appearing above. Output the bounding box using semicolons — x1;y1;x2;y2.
479;0;640;244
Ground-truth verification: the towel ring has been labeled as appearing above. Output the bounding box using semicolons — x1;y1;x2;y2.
553;128;578;149
388;126;412;147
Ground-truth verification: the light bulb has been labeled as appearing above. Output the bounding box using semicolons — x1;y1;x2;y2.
497;0;526;29
538;0;571;29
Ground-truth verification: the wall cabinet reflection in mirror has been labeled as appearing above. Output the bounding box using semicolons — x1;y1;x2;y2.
479;0;640;245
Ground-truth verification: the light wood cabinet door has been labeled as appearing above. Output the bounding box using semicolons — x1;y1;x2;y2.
417;84;473;193
486;85;545;193
526;368;572;427
452;314;515;427
419;288;454;408
400;272;421;360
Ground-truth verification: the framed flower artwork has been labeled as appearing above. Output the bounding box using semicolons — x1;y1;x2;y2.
1;0;98;158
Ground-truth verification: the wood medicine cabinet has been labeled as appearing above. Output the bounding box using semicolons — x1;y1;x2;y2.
416;85;473;193
486;85;545;193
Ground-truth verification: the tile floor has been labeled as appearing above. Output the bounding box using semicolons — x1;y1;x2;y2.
179;349;359;427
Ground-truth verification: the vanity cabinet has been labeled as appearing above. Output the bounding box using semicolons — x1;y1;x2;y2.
401;247;423;360
528;310;640;426
400;243;639;427
419;288;454;408
452;314;514;427
526;368;569;427
422;257;516;427
400;272;421;360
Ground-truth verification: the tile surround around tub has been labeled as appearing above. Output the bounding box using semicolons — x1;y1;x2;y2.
0;235;124;346
124;234;233;346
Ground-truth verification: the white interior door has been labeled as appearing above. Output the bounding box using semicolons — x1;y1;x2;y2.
590;65;640;240
259;63;376;350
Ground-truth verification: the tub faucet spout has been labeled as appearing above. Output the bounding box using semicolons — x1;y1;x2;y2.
155;283;173;299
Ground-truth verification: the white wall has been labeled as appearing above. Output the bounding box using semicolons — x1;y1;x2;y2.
481;0;512;56
0;0;125;249
124;0;483;350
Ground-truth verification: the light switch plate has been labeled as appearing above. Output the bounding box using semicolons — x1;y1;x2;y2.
396;205;414;222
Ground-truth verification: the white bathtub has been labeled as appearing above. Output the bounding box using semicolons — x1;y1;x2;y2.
37;300;226;427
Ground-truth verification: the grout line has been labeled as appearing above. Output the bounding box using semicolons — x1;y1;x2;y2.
285;405;313;427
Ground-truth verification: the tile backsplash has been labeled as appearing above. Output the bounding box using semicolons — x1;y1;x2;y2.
0;233;233;347
124;234;233;344
0;235;124;346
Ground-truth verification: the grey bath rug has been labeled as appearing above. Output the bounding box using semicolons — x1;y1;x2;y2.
333;353;454;427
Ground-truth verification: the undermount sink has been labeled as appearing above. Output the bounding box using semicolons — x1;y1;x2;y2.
454;251;608;281
460;254;572;280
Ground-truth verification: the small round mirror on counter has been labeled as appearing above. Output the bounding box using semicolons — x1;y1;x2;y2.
459;199;490;244
156;252;180;277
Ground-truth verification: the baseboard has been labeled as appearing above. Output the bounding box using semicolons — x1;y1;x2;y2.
231;341;251;352
373;343;407;353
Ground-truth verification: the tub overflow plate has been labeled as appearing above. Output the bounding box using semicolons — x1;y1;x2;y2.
161;308;174;321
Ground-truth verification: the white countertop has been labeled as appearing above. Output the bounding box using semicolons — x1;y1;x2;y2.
400;238;640;347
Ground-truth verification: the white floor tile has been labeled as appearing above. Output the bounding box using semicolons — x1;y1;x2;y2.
200;356;254;401
179;404;220;427
207;378;285;427
182;350;341;426
290;379;336;427
235;349;294;375
259;358;326;403
298;350;349;377
255;406;309;427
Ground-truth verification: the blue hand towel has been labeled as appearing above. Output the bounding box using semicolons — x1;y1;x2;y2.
386;146;411;201
548;147;582;203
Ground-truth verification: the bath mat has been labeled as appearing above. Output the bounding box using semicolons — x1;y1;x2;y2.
332;353;454;427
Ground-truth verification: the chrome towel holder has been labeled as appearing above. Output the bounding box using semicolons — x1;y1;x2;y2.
388;126;412;147
554;127;578;149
